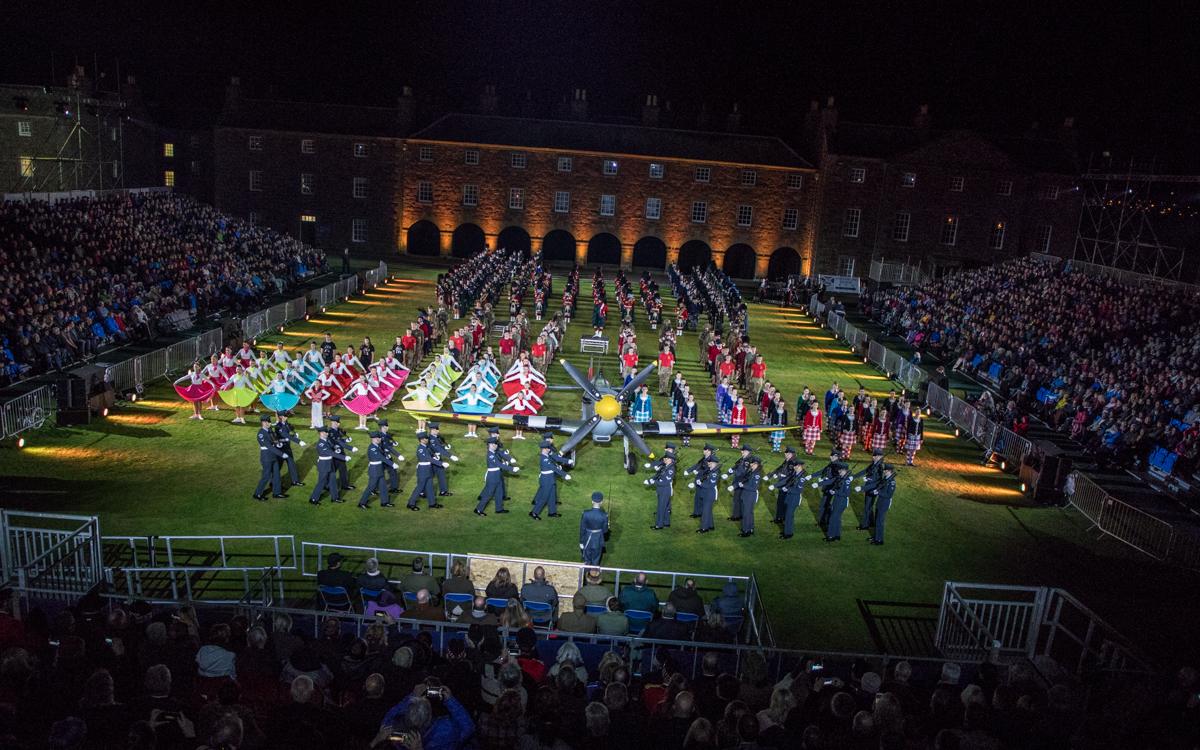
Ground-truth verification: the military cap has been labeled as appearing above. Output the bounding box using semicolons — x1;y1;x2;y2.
784;446;796;454
872;448;885;457
883;463;896;473
591;491;604;502
428;421;440;430
702;443;717;451
329;414;342;422
369;431;383;439
739;445;752;453
259;414;272;422
377;418;389;427
486;436;498;444
416;431;429;440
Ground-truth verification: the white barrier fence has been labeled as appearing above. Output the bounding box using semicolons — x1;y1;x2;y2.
0;384;58;441
924;383;1033;470
869;259;929;285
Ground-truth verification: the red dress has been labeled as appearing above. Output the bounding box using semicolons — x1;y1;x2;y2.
803;410;823;446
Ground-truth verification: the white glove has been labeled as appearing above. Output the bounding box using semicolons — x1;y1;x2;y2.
345;456;352;462
299;441;308;447
512;466;520;473
810;482;819;489
644;462;651;469
351;446;359;453
346;436;353;443
397;454;406;461
510;458;518;464
579;543;584;550
768;485;775;491
443;462;451;468
690;481;697;488
564;474;572;481
392;463;400;470
854;486;862;493
450;455;459;462
643;479;650;486
727;485;734;493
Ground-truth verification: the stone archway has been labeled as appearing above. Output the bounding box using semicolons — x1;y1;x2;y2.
767;246;802;280
677;240;712;271
496;226;531;259
587;233;622;265
406;220;441;256
451;223;486;258
632;236;667;269
542;229;576;263
723;243;757;278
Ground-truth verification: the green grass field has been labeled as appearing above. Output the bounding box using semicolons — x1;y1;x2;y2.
2;264;1196;660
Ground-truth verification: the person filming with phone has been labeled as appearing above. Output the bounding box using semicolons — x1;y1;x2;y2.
376;676;474;750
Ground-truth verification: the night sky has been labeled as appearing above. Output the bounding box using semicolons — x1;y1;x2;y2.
4;2;1199;167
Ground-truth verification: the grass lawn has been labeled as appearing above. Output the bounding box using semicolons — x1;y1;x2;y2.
2;264;1196;661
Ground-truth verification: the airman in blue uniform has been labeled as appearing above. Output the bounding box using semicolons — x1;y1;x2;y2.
308;426;349;505
542;432;572;468
427;422;458;496
406;432;441;510
854;449;887;531
359;432;400;509
531;440;570;520
475;437;519;515
723;445;752;521
579;492;609;565
862;464;896;545
488;426;517;505
736;455;762;537
273;412;306;487
376;419;405;494
647;453;676;530
775;460;813;540
818;462;852;541
769;446;798;524
694;455;720;533
813;448;842;531
684;443;717;518
327;414;357;491
254;414;288;500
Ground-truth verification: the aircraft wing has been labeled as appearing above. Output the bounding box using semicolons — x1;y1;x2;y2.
637;421;807;437
402;409;584;434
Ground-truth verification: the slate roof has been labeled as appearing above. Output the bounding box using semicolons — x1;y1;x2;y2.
217;97;405;138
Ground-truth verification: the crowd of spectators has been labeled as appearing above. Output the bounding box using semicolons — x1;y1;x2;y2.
0;193;326;384
870;257;1200;472
1;587;1197;750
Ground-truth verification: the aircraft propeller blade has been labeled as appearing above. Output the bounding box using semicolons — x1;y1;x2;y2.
559;359;603;401
615;418;653;456
616;363;658;402
560;413;603;454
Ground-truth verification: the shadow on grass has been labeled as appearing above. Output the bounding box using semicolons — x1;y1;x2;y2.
0;475;108;506
76;420;173;440
857;599;942;656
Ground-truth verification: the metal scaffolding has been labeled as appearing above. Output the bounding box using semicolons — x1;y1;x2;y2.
11;87;126;194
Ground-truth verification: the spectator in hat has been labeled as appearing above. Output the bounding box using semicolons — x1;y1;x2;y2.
557;592;598;634
316;552;357;599
667;577;707;618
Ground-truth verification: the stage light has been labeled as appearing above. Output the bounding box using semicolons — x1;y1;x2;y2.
954;428;960;437
1020;482;1027;493
278;325;285;334
1000;460;1007;470
305;314;311;321
101;407;109;417
17;437;25;449
862;356;868;364
321;306;327;313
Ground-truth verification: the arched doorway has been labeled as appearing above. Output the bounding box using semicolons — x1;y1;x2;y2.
587;233;622;265
677;240;712;271
767;246;802;280
542;229;576;263
632;236;667;269
723;243;757;278
496;226;531;259
451;223;486;258
406;220;441;257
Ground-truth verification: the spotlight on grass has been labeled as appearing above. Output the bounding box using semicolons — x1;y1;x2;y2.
17;437;26;449
1020;482;1027;493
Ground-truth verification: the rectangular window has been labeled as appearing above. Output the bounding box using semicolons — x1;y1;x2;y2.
248;170;262;191
740;169;757;186
736;204;753;227
248;211;259;227
301;139;315;154
694;166;711;183
842;207;861;238
557;156;573;172
248;135;262;151
998;179;1014;196
353;177;368;199
649;162;665;179
300;173;314;195
464;148;479;165
892;211;911;242
18;156;34;178
940;215;959;246
510;152;527;169
418;145;433;162
838;257;856;277
602;159;619;176
1041;184;1060;200
1037;224;1054;252
782;208;800;230
417;181;433;204
163;170;175;187
162;143;175;158
352;218;368;243
353;143;368;158
300;214;316;223
645;197;662;220
787;173;804;190
553;191;570;213
17;121;32;137
508;187;524;210
901;172;916;188
462;184;479;207
849;167;866;183
691;201;708;224
990;221;1006;250
950;176;965;192
599;194;616;216
190;160;200;174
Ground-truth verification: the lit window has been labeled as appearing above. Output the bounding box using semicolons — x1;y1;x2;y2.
510;152;527;169
782;208;799;231
554;191;570;213
1037;224;1054;252
1041;185;1059;200
940;215;959;246
950;176;965;192
599;194;616;216
603;159;619;176
248;135;262;151
353;177;368;199
248;170;263;191
163;143;175;158
557;156;573;172
649;163;665;179
786;173;804;190
464;149;479;165
694;166;711;183
892;211;911;242
998;179;1014;196
300;214;317;223
18;156;33;178
462;184;479;207
740;169;757;186
849;167;866;183
352;218;368;243
901;172;916;188
417;181;433;204
736;204;753;227
353;143;368;158
509;187;524;210
300;173;314;195
163;170;175;187
691;201;708;224
842;208;861;238
645;197;662;220
838;257;856;277
301;139;315;154
17;121;32;137
990;221;1006;250
418;145;433;162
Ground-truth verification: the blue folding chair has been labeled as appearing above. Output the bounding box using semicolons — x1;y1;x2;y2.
359;587;384;610
318;585;352;612
403;591;419;604
724;614;745;639
675;611;700;624
625;609;653;634
585;603;607;615
444;592;474;617
486;597;510;611
523;600;554;627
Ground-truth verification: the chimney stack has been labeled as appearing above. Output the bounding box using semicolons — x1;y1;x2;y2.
913;104;931;138
479;84;498;115
696;102;711;130
397;85;415;134
821;96;839;134
726;102;742;132
641;94;660;127
222;76;242;115
569;88;589;121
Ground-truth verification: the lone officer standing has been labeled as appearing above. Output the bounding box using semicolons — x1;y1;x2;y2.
308;426;350;505
579;492;609;565
273;411;307;488
863;463;896;545
531;440;571;520
474;437;519;516
735;455;762;537
327;415;357;492
254;414;288;501
427;422;458;497
407;431;440;511
647;452;676;530
377;419;405;495
359;432;400;510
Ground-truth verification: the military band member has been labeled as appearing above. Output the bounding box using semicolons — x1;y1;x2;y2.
531;440;571;520
475;437;520;516
735;455;762;537
646;453;676;530
359;432;401;509
579;492;609;565
427;422;459;496
308;426;350;505
253;414;288;501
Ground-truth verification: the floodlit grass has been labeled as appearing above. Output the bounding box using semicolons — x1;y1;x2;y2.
2;264;1195;659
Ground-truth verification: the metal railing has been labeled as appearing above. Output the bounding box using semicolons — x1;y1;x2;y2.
363;261;389;290
867;340;928;393
934;582;1000;663
0;383;58;441
9;515;103;601
2;511;100;583
869;259;929;285
1066;472;1197;570
301;542;456;583
826;311;870;352
309;275;360;310
924;383;1033;469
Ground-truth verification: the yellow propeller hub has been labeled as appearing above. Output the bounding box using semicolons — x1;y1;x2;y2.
596;394;621;420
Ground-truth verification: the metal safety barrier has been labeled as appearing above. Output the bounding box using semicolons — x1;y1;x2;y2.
924;383;1033;468
0;384;58;441
363;261;388;290
7;514;103;602
1067;472;1181;565
869;259;930;286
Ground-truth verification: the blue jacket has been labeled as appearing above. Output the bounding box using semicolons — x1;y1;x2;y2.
381;695;473;750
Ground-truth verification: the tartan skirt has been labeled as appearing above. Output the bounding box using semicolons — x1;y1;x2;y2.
838;430;856;453
870;429;889;452
803;425;822;444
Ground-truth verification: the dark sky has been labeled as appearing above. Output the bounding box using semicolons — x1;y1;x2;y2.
5;1;1199;166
